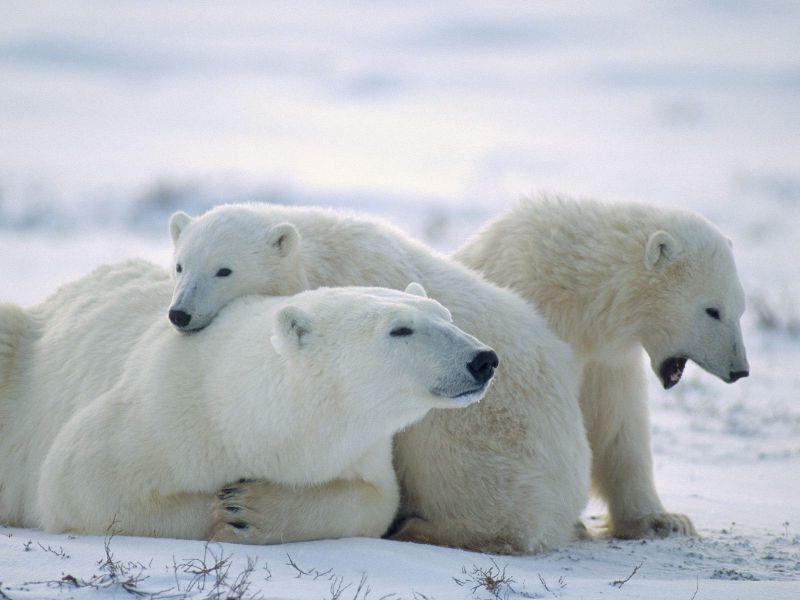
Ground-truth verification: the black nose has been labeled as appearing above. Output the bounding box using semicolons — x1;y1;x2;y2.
729;370;749;382
467;350;499;385
169;309;192;328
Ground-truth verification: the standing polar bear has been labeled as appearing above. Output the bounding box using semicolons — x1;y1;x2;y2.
167;204;589;554
0;261;495;539
455;196;749;538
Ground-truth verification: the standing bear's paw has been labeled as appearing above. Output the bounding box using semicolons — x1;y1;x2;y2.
612;512;697;539
573;519;592;540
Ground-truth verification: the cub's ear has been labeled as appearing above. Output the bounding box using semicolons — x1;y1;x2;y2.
169;211;192;245
271;306;313;355
404;282;428;298
645;230;681;269
267;223;300;258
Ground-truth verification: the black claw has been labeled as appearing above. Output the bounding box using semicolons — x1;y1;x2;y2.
236;478;254;484
226;505;242;513
229;521;249;530
217;487;239;500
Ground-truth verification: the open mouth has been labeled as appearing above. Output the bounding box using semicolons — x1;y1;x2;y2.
659;356;688;389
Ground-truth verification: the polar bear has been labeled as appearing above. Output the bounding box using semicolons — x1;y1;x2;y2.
455;195;750;539
167;211;308;330
166;204;589;554
0;261;495;540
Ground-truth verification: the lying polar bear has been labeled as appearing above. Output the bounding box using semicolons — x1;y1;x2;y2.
0;261;495;540
165;204;588;554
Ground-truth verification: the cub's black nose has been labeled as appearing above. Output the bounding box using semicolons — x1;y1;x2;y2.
729;370;749;382
169;309;192;328
467;350;500;384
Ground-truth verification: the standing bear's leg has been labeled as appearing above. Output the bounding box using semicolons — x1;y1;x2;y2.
580;355;696;538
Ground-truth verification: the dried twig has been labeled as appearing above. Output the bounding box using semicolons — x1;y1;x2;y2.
454;559;515;599
328;576;351;600
689;575;699;600
0;582;13;600
610;560;644;588
37;542;70;559
286;553;333;580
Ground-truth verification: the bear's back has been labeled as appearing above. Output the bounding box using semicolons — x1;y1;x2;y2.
251;206;580;431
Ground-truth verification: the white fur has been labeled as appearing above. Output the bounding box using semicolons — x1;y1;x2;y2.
455;195;750;537
165;204;589;554
168;211;307;331
0;262;489;540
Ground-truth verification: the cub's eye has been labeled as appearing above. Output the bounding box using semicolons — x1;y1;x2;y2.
390;327;414;337
216;268;232;277
176;264;182;274
706;308;721;320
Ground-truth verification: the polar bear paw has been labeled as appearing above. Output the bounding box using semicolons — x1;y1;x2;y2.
208;479;268;544
612;512;697;539
574;519;592;540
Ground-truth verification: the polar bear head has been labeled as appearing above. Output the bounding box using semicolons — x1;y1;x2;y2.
168;207;308;331
638;214;749;389
271;283;499;416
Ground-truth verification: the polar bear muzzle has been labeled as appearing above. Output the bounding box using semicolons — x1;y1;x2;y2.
728;369;749;383
168;309;192;329
467;349;500;385
659;355;750;389
430;348;499;403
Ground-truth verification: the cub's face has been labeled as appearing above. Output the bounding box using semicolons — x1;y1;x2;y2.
271;284;498;420
640;229;749;389
168;210;306;332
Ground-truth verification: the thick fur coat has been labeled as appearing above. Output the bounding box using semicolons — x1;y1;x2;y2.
0;262;487;540
455;196;749;537
167;204;590;554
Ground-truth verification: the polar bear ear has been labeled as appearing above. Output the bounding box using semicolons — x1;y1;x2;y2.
169;211;192;245
404;282;428;298
271;306;313;355
267;223;300;258
645;230;681;269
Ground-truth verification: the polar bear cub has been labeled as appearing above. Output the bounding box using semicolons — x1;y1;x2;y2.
167;210;308;331
0;261;495;540
455;195;749;539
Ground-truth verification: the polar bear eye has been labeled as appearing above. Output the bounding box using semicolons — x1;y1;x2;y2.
705;308;721;320
390;327;414;337
216;268;232;277
176;264;182;274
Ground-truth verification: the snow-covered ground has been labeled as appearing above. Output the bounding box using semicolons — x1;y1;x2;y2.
1;1;799;598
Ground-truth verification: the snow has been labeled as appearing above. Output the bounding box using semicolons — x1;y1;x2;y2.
2;474;799;599
1;1;799;598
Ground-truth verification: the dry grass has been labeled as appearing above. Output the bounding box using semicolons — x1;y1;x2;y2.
453;560;516;599
610;560;644;588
